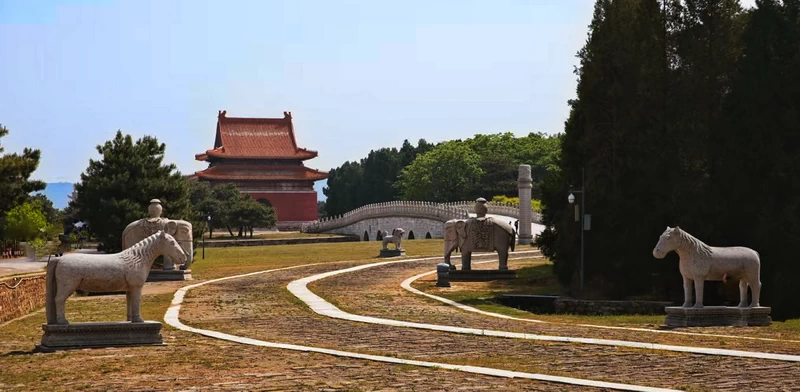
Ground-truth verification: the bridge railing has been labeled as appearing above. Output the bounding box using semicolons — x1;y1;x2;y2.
303;201;470;233
442;201;543;223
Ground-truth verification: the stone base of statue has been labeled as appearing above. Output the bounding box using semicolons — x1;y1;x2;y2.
146;269;192;282
379;249;405;258
35;321;165;352
664;306;772;328
449;269;517;282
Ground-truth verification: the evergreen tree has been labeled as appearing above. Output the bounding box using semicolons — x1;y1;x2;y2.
73;131;191;252
711;0;800;319
0;125;46;220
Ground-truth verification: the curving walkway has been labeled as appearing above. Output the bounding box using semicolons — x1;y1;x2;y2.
164;259;678;392
401;260;800;344
289;258;800;362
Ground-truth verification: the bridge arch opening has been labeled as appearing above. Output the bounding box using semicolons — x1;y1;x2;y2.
408;231;415;240
425;232;432;239
376;230;383;241
363;231;369;241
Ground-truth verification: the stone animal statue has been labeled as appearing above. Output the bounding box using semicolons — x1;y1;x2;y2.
122;218;193;270
382;228;405;250
653;226;762;308
45;231;187;325
443;217;516;270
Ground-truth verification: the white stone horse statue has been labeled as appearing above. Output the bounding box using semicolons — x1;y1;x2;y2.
45;231;187;325
653;226;762;308
381;228;405;251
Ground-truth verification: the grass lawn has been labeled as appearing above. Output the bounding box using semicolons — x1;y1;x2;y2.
191;238;445;279
203;232;342;241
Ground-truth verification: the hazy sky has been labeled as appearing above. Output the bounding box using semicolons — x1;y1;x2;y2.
1;0;756;191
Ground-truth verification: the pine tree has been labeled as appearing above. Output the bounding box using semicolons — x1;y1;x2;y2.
72;131;191;252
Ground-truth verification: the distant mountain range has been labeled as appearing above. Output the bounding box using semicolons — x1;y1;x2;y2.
38;182;74;209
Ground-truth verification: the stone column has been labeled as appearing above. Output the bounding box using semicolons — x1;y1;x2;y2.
518;164;533;245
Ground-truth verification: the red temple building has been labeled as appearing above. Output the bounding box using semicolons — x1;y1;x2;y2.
194;110;328;230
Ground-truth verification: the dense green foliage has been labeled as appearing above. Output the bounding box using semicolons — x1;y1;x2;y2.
0;125;46;224
189;182;277;239
71;131;192;252
3;200;49;241
538;0;800;318
323;134;560;215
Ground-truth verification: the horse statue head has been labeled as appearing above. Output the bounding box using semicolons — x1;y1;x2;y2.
653;226;681;259
157;231;188;265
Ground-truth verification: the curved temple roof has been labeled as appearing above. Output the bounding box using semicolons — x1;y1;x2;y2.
195;110;319;161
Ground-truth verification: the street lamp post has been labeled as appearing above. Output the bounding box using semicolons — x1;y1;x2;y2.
568;166;586;292
203;214;211;260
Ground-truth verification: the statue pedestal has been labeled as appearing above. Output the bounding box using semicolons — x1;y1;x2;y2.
36;321;165;352
146;269;192;282
449;269;517;282
664;306;772;328
379;249;405;258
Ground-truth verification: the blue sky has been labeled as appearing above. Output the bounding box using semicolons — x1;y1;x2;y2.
1;0;756;194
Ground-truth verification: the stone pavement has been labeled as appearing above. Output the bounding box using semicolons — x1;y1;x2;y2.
176;261;800;391
313;258;800;356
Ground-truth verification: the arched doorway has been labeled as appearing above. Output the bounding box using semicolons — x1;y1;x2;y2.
408;231;415;240
376;230;383;241
425;232;432;239
256;198;273;208
363;231;369;241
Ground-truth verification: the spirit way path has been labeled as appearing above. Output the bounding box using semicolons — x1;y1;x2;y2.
169;254;800;391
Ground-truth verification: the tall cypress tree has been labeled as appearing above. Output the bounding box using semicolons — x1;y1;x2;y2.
712;0;800;319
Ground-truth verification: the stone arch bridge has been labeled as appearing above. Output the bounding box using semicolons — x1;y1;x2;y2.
303;201;542;241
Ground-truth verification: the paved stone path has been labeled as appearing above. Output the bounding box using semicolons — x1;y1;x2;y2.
296;258;800;362
168;260;680;391
171;258;800;391
402;260;800;345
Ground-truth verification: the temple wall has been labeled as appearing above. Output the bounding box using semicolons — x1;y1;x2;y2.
250;191;318;222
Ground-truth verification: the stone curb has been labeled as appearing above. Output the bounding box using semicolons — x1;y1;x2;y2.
402;260;800;344
164;255;677;392
290;257;800;363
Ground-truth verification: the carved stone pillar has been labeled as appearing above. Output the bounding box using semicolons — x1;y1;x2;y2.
518;164;533;245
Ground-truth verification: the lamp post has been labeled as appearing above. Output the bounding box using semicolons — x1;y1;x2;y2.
568;166;586;292
202;214;211;260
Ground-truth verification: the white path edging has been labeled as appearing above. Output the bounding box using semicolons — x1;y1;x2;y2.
164;259;677;392
401;260;800;344
289;259;800;363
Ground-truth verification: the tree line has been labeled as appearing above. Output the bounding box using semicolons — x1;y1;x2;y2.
323;133;561;216
537;0;800;319
0;127;277;256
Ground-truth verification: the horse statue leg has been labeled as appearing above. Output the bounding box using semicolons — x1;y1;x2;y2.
128;285;144;323
682;276;693;308
693;277;705;308
738;280;749;308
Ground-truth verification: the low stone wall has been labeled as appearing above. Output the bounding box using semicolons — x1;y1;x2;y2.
0;274;47;324
205;235;359;248
554;298;674;316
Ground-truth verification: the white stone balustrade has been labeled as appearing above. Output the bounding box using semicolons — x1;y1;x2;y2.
303;200;542;233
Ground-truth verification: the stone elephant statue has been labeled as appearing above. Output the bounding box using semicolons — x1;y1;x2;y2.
443;217;516;271
122;219;193;270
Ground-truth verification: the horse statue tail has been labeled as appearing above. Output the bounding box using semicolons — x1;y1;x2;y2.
510;228;516;252
45;258;59;324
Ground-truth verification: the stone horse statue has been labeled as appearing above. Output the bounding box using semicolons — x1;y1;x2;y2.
382;228;405;250
122;199;193;270
45;231;187;324
443;198;516;271
653;226;762;308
